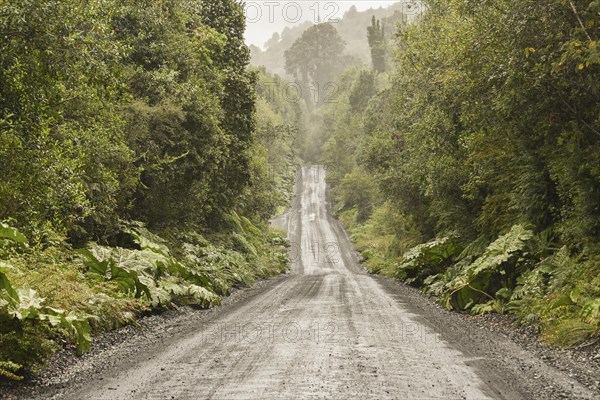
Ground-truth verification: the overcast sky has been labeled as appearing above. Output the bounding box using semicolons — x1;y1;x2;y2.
244;1;399;49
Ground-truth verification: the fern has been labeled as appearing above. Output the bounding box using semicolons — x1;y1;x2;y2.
543;320;598;347
0;360;23;381
442;224;534;312
581;298;600;325
231;232;258;257
1;264;92;356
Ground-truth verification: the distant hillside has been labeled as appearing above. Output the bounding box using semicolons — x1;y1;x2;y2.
250;3;407;76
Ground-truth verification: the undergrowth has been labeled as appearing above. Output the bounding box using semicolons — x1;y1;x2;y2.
339;206;600;349
0;217;289;380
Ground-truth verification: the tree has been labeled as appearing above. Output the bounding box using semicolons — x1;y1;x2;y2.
264;32;280;49
349;70;376;113
0;0;136;239
200;0;257;227
284;23;346;107
367;16;386;73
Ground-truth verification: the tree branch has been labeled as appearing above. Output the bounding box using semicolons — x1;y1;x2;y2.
568;0;593;41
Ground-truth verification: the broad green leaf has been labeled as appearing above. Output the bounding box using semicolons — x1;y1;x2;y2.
0;263;20;309
128;227;171;256
0;223;28;244
76;247;110;277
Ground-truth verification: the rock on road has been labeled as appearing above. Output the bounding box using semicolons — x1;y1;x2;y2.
56;166;597;400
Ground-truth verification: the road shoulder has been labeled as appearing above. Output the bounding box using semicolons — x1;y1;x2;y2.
0;274;291;400
375;274;600;400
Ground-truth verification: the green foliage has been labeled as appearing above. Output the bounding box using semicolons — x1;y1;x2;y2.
543;320;598;348
348;70;377;113
395;237;461;286
506;248;600;346
582;298;600;325
0;263;20;313
284;23;354;110
0;361;23;381
240;67;304;220
76;229;222;308
115;0;254;229
0;223;28;245
0;219;290;377
336;167;380;222
0;0;136;238
442;225;534;311
328;0;598;249
198;0;258;225
0;323;58;380
77;245;155;300
0;229;92;376
339;203;422;276
1;0;267;238
1;267;92;357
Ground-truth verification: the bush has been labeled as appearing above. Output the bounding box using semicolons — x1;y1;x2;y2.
394;236;461;286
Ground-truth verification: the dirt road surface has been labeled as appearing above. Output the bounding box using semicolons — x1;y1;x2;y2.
26;166;599;399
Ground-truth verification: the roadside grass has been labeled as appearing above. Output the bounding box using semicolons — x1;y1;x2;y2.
0;219;289;380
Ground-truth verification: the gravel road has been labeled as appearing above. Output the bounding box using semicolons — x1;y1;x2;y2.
10;166;599;400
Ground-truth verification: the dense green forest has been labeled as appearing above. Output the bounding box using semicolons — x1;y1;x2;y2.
0;0;302;379
314;0;600;348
